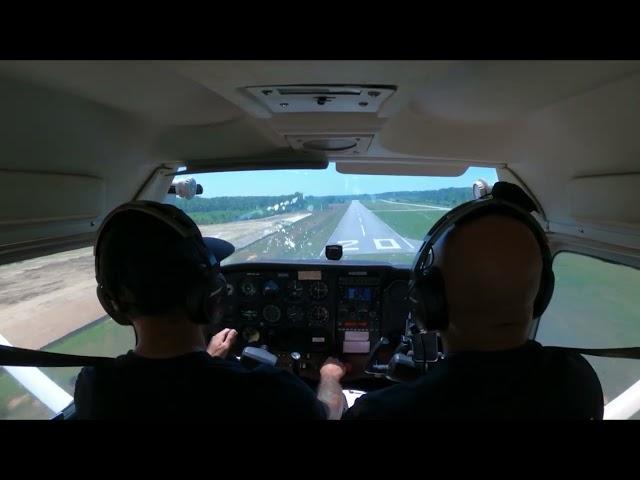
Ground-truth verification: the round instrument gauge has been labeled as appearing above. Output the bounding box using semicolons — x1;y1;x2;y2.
286;305;305;324
263;304;282;324
262;279;280;297
309;305;330;326
242;326;260;343
309;281;329;300
240;278;257;297
287;280;305;300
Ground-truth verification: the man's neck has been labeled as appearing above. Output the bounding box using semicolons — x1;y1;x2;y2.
440;310;533;354
441;324;530;354
132;314;206;359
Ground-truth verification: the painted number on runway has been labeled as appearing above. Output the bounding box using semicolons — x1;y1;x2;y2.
338;240;359;251
373;238;401;250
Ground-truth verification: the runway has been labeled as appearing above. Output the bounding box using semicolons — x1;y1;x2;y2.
324;200;422;255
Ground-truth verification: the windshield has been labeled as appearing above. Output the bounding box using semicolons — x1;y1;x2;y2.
169;165;498;266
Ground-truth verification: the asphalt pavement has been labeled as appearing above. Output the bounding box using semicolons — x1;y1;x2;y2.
324;200;421;255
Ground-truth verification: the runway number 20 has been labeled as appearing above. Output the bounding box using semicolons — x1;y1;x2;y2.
337;239;402;251
338;240;359;251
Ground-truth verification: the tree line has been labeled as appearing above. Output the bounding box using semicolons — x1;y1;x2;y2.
305;187;473;208
175;192;305;213
176;187;473;225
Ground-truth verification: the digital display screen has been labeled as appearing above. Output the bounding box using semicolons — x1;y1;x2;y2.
346;287;372;302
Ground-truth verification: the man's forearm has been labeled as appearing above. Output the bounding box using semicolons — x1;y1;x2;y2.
317;376;346;420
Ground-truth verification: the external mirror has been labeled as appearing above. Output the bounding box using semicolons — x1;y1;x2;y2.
168;177;203;199
473;178;491;199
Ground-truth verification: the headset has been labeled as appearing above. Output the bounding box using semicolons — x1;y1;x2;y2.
94;201;227;326
407;182;555;332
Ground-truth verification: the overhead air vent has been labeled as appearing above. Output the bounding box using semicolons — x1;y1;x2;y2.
287;135;373;155
246;85;396;113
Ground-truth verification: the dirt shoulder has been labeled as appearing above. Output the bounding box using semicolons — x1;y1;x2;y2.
0;212;310;349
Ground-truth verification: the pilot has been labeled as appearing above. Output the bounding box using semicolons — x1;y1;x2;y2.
73;201;346;420
343;183;604;420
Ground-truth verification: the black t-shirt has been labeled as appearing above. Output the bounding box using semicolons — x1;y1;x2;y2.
74;351;327;420
344;341;604;420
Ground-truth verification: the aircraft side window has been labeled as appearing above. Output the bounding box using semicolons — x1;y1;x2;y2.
536;252;640;418
0;248;134;419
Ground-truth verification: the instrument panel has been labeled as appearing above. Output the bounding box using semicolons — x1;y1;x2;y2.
217;261;411;380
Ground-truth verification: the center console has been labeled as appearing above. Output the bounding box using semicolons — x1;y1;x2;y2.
337;276;381;354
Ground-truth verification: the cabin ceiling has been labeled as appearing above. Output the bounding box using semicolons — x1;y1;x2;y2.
0;60;639;256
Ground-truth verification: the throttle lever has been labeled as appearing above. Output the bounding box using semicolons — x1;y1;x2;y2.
290;351;301;376
364;336;390;376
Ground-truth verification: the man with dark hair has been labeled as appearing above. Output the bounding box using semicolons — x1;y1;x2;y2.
344;186;604;420
74;201;346;420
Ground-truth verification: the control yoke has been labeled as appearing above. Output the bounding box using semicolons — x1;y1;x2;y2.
364;314;442;382
240;346;278;369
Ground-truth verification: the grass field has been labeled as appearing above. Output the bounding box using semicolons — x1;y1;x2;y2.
537;253;640;404
0;372;51;419
40;317;134;394
0;316;133;419
362;201;446;240
189;209;252;224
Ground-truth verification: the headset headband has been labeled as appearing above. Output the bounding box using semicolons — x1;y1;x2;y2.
411;195;550;278
94;201;215;281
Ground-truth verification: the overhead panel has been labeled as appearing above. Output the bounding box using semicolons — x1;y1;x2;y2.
245;85;396;114
286;135;373;156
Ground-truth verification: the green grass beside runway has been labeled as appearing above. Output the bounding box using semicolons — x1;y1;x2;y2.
363;200;446;211
0;316;134;419
372;210;443;241
0;372;51;419
538;253;640;403
361;201;445;240
39;318;134;395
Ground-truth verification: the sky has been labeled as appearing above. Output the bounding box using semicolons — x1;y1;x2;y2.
184;164;498;198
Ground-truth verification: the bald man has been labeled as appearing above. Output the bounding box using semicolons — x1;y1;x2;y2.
344;212;604;420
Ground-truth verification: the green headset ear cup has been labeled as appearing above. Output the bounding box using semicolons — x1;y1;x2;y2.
185;281;210;325
183;241;228;325
96;284;131;326
533;261;555;318
412;267;448;332
185;268;228;325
